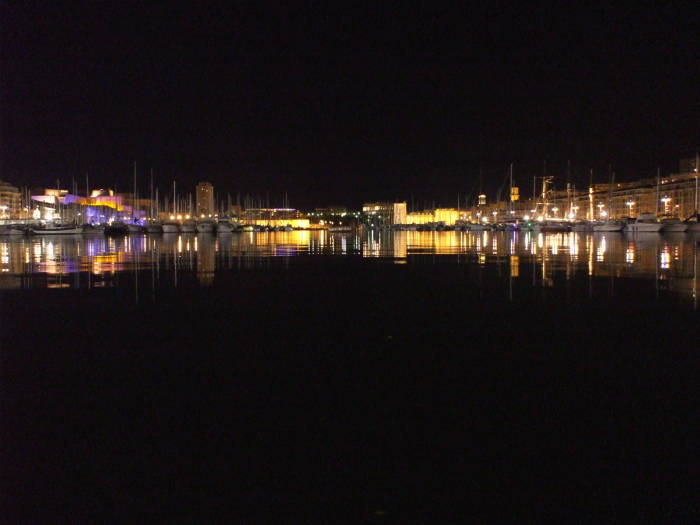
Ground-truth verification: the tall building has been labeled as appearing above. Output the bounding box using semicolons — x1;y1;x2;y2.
0;180;21;219
196;182;215;217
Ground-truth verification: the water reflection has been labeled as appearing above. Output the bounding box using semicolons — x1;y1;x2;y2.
0;231;698;304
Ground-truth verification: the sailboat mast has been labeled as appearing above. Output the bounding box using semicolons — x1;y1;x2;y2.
509;163;513;214
85;172;89;225
695;152;699;214
56;178;61;221
656;167;660;216
173;180;176;216
589;169;593;220
608;171;615;219
149;169;154;220
132;161;137;221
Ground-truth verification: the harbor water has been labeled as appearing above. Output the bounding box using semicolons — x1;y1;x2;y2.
1;231;698;521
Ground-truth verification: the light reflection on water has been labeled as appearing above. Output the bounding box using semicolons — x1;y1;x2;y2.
0;231;698;304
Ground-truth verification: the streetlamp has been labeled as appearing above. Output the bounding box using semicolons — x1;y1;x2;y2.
661;196;671;215
597;203;605;218
626;200;635;217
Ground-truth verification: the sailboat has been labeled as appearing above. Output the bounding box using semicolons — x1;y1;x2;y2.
32;223;84;235
216;219;234;233
196;219;216;233
146;174;163;233
594;169;624;232
162;181;180;233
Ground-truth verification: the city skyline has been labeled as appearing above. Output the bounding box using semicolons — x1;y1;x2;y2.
2;4;698;209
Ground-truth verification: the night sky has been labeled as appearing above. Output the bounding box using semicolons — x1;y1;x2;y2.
2;3;698;209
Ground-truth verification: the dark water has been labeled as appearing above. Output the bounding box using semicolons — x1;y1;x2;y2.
1;232;698;521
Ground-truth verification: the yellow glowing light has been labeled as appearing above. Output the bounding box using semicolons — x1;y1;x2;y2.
523;215;530;221
170;215;175;220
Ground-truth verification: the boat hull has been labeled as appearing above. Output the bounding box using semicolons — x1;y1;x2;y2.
127;224;143;233
626;224;663;232
593;222;625;232
0;228;26;235
216;223;234;233
146;224;163;233
32;227;83;235
661;223;688;232
196;223;215;233
533;222;570;233
162;224;179;233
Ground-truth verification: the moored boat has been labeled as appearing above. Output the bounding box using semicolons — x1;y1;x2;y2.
146;222;163;233
593;220;625;232
0;225;27;235
196;219;216;233
180;220;196;233
162;222;179;233
660;218;688;232
571;221;594;232
81;224;103;234
686;214;700;232
625;213;663;233
31;222;83;235
104;221;129;236
216;220;234;233
533;221;570;233
126;223;143;233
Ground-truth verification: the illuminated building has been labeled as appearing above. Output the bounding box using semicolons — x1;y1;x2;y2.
0;180;21;219
362;202;407;226
241;208;310;228
196;182;215;217
434;208;459;225
406;211;434;224
30;187;148;224
405;208;460;226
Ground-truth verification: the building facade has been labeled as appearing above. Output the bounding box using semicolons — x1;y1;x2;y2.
240;208;309;228
196;182;215;217
362;202;407;226
0;180;21;219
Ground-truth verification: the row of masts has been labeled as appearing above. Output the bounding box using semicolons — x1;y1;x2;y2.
460;155;700;221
